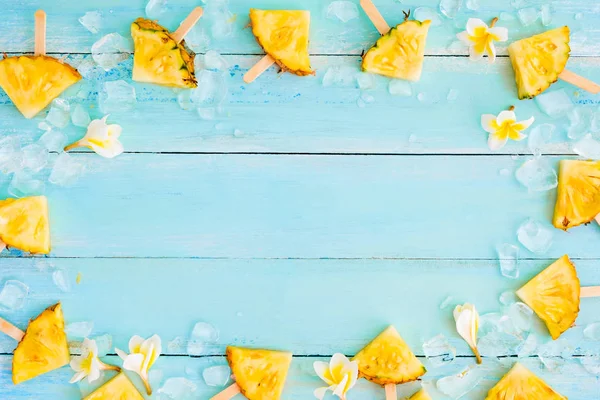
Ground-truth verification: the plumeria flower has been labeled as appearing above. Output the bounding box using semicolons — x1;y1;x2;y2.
453;303;482;364
313;353;358;400
69;338;120;383
64;115;124;158
116;334;161;395
481;106;535;150
457;17;508;63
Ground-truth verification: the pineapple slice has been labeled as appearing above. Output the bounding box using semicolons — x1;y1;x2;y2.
517;255;580;339
362;20;431;81
352;326;426;386
410;388;432;400
249;9;312;76
83;373;144;400
0;55;81;118
0;196;50;254
553;160;600;230
131;18;197;88
486;362;566;399
226;346;292;400
508;27;570;99
12;303;70;384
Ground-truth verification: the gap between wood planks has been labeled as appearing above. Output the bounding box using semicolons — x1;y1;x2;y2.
60;151;579;157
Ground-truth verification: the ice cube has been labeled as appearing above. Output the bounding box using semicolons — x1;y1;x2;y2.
38;121;52;132
580;353;600;375
209;12;234;39
422;334;456;367
527;123;555;157
46;98;71;128
93;334;113;356
0;136;22;174
99;80;137;114
500;12;516;21
517;218;553;254
538;339;573;371
573;134;600;160
146;0;168;19
79;11;103;34
39;129;68;152
91;33;133;71
465;0;479;10
356;73;375;90
517;7;539;26
540;4;552;26
149;369;164;388
191;70;227;109
517;333;538;358
535;89;573;117
8;173;45;198
233;129;244;138
360;92;375;104
322;66;356;87
497;315;520;337
53;269;71;292
326;1;359;23
71;104;91;128
77;58;102;80
185;25;210;52
567;107;594;140
439;295;454;309
417;92;440;104
167;336;186;353
479;313;502;336
584;323;600;341
499;291;517;305
389;80;413;97
447;89;459;103
575;12;584;20
515;157;557;192
413;7;442;27
436;366;483;400
203;365;231;387
439;0;463;19
157;377;197;400
203;50;228;71
508;302;533;332
0;280;29;311
22;143;49;172
478;331;520;357
187;321;219;356
49;153;86;187
496;243;519;279
66;321;94;339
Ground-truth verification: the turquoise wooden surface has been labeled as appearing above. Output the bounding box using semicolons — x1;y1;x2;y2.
1;0;600;399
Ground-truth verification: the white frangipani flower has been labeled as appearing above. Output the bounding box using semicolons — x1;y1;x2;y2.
116;334;161;395
457;17;508;63
69;338;119;383
453;303;482;364
481;106;535;150
64;115;123;158
313;353;358;400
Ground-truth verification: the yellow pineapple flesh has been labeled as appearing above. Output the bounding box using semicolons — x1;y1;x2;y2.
517;255;580;339
132;18;197;88
508;27;570;99
410;388;432;400
362;20;431;82
12;303;70;384
486;362;567;399
352;326;426;386
83;373;144;400
226;346;292;400
0;196;50;254
249;9;312;76
553;160;600;230
0;55;81;118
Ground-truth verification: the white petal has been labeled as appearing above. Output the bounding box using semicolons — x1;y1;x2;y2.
88;140;124;159
129;335;145;353
87;366;101;383
489;27;509;42
466;18;488;36
108;124;123;139
332;374;350;398
469;45;485;60
516;116;535;130
69;370;87;384
314;387;330;400
488;132;509;151
122;353;145;373
497;110;516;125
70;356;83;372
115;348;129;361
512;132;528;141
456;310;477;348
314;361;334;385
481;114;497;133
330;353;347;370
487;42;497;63
141;334;161;371
456;31;471;45
347;360;359;388
83;338;98;355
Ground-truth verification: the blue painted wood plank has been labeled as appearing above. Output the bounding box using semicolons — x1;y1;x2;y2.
0;258;599;356
1;56;598;154
1;154;597;259
0;0;598;56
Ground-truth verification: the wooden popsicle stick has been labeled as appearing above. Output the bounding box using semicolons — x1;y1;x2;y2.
0;240;5;253
210;383;241;400
360;0;391;35
34;10;46;56
385;383;397;400
581;286;600;298
243;55;275;83
595;214;600;225
172;6;204;44
0;317;25;342
559;69;600;94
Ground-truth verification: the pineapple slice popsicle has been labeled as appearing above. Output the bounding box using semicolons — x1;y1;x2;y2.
243;9;313;83
353;325;426;400
0;196;51;255
211;346;293;400
0;303;70;384
131;7;203;88
0;10;81;119
83;373;144;400
509;27;600;99
486;362;566;399
359;0;431;82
